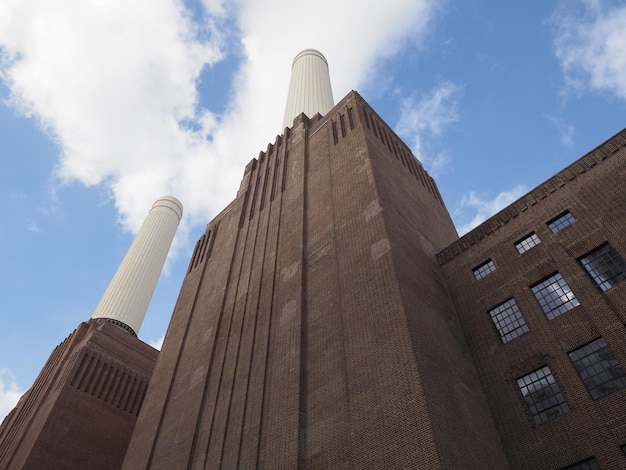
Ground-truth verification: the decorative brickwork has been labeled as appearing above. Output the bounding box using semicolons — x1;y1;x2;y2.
0;319;157;469
123;91;508;469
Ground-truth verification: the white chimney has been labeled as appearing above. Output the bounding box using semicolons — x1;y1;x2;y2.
91;196;183;336
282;49;334;129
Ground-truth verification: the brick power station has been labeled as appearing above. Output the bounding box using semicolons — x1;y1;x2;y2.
1;50;626;469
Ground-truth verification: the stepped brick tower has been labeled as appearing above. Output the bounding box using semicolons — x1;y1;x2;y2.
123;52;509;468
0;196;183;470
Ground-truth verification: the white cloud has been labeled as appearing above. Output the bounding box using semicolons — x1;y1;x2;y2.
455;185;528;235
552;0;626;100
395;81;462;176
0;369;24;422
545;114;575;147
26;220;41;233
148;335;165;351
0;0;440;256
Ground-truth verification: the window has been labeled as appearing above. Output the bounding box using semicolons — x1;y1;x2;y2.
579;244;626;292
548;211;576;233
517;365;570;425
569;338;626;399
473;259;496;280
489;298;529;343
515;232;541;254
531;273;580;320
558;457;600;470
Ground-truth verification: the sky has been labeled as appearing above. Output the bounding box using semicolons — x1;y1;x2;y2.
1;0;625;420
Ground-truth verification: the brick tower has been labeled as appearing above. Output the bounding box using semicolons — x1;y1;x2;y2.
123;52;509;467
0;197;183;469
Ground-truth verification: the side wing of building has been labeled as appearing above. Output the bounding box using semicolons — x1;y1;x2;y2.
438;129;626;469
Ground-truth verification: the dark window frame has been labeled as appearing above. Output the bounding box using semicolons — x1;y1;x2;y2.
517;365;570;425
568;338;626;399
548;211;576;233
531;272;580;320
515;232;541;254
558;457;600;470
488;298;529;343
473;259;496;280
579;243;626;292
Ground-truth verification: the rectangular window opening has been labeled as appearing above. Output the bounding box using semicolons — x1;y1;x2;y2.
489;298;529;343
558;457;600;470
515;232;541;254
568;338;626;399
531;272;580;320
517;365;570;425
473;259;496;280
548;211;576;233
579;243;626;292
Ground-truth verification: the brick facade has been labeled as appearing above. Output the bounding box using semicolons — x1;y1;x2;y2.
123;91;508;469
438;129;626;469
3;91;625;469
0;319;157;469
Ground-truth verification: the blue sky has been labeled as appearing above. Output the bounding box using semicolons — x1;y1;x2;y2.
1;0;625;419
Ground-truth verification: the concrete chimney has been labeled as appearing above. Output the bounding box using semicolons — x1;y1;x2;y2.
91;196;183;336
282;49;334;129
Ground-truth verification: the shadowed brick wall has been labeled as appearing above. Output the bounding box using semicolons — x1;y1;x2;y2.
0;319;157;470
124;92;508;469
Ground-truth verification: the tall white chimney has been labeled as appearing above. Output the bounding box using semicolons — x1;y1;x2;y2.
282;49;334;129
91;196;183;336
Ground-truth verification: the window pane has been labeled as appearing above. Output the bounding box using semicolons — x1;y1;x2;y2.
473;259;496;280
579;244;626;292
515;232;541;254
531;273;579;320
517;365;570;425
548;211;576;233
489;298;529;343
568;338;626;399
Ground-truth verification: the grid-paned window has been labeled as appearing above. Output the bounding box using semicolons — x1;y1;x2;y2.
515;232;541;254
517;365;570;425
558;457;600;470
489;298;529;343
569;338;626;399
548;211;576;233
579;244;626;292
473;259;496;280
531;273;580;320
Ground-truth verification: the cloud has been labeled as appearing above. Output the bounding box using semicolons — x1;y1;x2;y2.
545;114;575;147
0;369;24;422
0;0;440;256
0;0;225;243
455;185;528;235
395;81;462;176
552;0;626;100
148;335;165;351
26;220;41;233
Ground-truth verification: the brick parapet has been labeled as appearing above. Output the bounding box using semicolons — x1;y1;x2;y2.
437;127;626;264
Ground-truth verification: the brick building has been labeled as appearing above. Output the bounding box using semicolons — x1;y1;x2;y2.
124;87;626;468
2;50;626;469
0;319;158;469
438;128;626;469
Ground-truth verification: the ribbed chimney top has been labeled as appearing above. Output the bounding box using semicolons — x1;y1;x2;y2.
282;49;334;129
91;195;183;336
152;195;183;221
291;49;328;67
